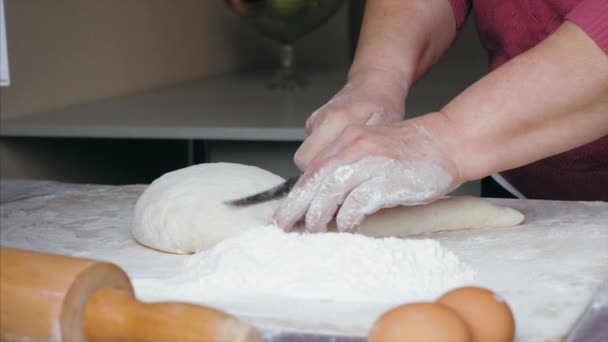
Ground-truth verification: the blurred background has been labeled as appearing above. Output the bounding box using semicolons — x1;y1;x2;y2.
0;0;486;194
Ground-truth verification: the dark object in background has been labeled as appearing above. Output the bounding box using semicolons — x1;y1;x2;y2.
224;0;345;89
348;0;366;60
0;137;192;185
481;176;516;199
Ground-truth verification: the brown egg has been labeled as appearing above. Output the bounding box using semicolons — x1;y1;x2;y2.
437;287;515;342
367;302;472;342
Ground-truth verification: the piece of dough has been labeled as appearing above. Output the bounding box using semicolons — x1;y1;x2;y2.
132;163;284;254
343;196;524;238
132;163;524;254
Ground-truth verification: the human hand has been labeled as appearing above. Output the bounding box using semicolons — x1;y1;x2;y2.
294;68;409;170
274;115;461;233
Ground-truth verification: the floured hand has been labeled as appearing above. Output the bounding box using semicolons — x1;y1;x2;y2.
274;115;462;233
294;68;408;170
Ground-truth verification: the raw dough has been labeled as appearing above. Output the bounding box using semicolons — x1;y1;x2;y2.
132;163;524;254
343;196;524;237
132;163;284;254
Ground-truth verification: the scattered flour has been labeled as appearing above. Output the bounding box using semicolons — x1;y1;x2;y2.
178;225;476;304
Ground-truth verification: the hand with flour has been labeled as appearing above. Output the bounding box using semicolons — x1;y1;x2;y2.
294;68;408;170
277;0;608;232
274;114;462;233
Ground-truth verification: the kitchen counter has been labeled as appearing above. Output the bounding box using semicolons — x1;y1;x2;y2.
1;179;606;341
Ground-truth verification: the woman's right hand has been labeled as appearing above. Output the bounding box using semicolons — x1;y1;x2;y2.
294;68;410;170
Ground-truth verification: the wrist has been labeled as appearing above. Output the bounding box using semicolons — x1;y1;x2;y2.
406;112;470;187
347;66;412;94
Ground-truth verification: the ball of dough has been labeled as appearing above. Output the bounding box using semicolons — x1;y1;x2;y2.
132;163;284;254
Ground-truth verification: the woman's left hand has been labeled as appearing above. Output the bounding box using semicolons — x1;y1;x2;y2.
273;114;462;233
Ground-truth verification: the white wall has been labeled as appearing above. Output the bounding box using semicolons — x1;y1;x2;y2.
0;0;348;119
0;0;349;181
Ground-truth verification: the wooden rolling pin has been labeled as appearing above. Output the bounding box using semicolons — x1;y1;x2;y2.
0;247;260;342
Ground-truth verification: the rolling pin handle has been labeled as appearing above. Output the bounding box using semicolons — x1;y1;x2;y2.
84;287;260;342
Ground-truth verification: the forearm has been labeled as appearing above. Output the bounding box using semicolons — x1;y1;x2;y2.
348;0;456;87
436;21;608;183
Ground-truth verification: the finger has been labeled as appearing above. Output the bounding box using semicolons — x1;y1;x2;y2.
304;164;373;233
272;174;323;232
305;108;322;134
336;178;387;232
305;103;339;135
282;137;368;232
294;118;363;170
294;129;331;170
305;87;353;133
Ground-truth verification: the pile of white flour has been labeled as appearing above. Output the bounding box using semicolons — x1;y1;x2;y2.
171;225;475;304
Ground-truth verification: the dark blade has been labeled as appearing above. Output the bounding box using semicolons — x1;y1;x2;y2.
225;175;300;207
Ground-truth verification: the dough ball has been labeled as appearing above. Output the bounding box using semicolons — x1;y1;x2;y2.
132;163;284;254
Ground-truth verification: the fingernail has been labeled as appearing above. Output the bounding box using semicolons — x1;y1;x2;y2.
339;224;357;233
306;224;326;234
272;216;289;232
338;216;363;233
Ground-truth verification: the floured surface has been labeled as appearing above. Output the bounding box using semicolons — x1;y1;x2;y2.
1;181;607;340
140;226;475;303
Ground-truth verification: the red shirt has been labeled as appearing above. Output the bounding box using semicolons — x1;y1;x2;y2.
448;0;608;201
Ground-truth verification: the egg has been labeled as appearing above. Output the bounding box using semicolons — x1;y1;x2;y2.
367;302;472;342
437;287;515;342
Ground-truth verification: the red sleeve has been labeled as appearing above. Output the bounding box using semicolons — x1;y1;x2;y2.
447;0;472;31
566;0;608;55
